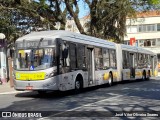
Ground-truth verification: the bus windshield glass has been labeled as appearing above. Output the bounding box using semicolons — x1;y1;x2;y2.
15;48;56;70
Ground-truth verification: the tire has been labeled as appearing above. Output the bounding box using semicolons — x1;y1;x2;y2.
146;71;150;80
75;80;82;93
142;71;146;81
108;73;113;86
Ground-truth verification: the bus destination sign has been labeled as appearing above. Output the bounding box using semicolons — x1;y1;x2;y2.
16;40;53;48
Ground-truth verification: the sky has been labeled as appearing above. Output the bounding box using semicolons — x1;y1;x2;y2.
78;0;89;18
36;0;89;18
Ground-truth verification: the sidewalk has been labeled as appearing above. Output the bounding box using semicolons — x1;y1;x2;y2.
0;82;17;94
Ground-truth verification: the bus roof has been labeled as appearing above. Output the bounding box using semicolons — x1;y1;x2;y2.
120;44;155;55
15;30;156;55
16;30;116;48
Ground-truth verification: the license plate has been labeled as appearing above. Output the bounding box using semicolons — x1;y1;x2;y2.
26;86;33;90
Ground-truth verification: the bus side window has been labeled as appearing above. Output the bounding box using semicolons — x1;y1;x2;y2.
61;42;69;67
138;54;144;68
60;41;70;73
69;43;77;70
134;53;138;68
103;49;110;69
110;49;116;68
122;51;129;69
77;44;86;70
95;47;103;70
113;50;117;68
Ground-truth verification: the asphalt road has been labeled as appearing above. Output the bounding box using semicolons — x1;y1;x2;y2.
0;78;160;120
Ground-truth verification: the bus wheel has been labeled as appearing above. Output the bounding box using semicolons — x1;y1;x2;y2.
142;71;146;80
108;73;113;86
75;80;82;93
147;71;150;80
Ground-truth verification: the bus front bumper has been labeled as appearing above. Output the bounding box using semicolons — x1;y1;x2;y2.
14;77;58;91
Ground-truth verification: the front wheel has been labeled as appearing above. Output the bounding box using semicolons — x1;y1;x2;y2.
74;80;82;93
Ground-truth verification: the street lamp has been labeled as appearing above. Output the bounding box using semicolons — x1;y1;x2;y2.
0;33;5;39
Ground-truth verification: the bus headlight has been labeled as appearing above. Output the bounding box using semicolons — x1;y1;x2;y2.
45;70;57;79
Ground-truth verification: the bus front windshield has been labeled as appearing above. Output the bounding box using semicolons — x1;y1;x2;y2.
15;48;56;70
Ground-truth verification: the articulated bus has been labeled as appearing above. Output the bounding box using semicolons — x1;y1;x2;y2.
13;30;158;93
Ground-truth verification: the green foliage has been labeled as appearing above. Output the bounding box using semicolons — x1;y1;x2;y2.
0;0;159;47
83;0;160;43
0;0;67;47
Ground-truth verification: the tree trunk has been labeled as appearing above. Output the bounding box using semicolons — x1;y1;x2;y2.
64;0;86;34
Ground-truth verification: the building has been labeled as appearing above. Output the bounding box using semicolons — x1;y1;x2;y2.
65;11;160;72
124;11;160;71
65;15;90;33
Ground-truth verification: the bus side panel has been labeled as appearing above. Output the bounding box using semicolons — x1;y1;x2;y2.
95;69;118;85
122;69;130;80
135;69;143;79
57;70;88;91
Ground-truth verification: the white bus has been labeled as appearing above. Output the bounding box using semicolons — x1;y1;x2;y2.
116;44;158;82
13;30;158;93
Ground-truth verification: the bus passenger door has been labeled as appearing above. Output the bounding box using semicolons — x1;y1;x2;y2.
87;48;94;85
130;53;135;78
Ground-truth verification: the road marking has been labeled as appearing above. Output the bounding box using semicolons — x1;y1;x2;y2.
39;93;127;119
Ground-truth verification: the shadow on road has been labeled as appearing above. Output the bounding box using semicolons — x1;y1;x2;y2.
14;79;149;98
0;79;160;119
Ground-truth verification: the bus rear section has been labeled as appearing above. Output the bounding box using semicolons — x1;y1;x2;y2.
116;44;157;81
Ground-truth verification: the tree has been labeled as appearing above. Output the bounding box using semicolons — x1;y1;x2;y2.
64;0;86;34
0;0;160;46
0;0;68;47
83;0;160;43
84;0;135;42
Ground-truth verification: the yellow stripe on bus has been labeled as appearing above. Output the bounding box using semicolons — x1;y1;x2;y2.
154;70;158;77
103;73;109;80
16;72;45;80
135;71;142;77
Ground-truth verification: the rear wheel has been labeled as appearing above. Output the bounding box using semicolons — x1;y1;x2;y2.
142;71;146;80
108;73;113;86
147;71;150;80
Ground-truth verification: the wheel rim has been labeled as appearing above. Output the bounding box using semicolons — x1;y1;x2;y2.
142;73;146;80
109;77;112;84
142;75;144;80
75;81;80;89
147;72;150;79
108;74;112;86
